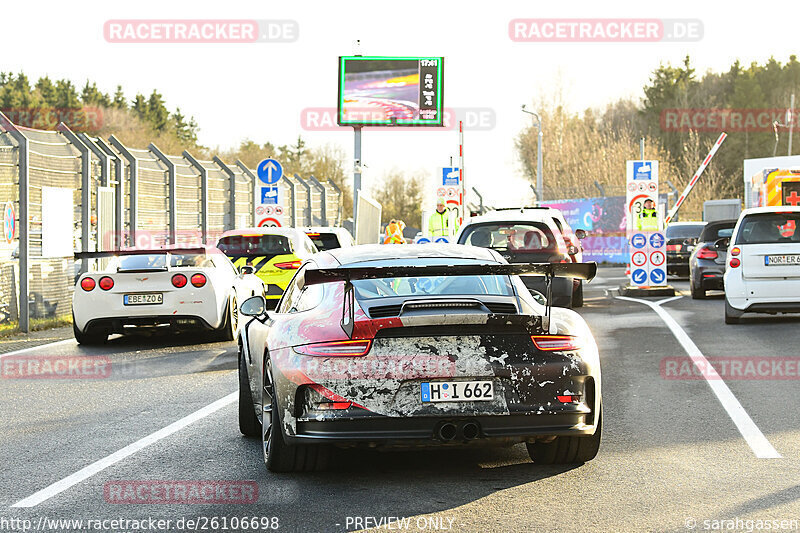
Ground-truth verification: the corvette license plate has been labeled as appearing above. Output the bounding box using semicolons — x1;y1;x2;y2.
421;381;493;402
765;255;800;266
124;293;163;305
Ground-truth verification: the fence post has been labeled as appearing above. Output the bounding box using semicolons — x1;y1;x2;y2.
235;161;257;227
183;150;208;243
93;137;124;250
213;156;237;231
308;175;327;226
109;135;137;245
149;144;177;244
326;179;343;226
56;124;91;274
294;174;313;226
79;133;110;187
0;111;30;332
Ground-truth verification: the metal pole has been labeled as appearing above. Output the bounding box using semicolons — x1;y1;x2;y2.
109;135;137;246
308;176;328;226
236;161;257;227
326;179;343;226
789;93;795;157
640;137;645;160
0;111;30;332
471;187;484;214
294;174;313;226
213;156;237;231
94;138;123;249
57;124;92;274
149;143;177;244
536;124;542;203
183;150;208;244
353;126;362;227
593;180;606;198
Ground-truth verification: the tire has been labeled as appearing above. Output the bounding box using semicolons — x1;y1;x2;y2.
73;319;107;345
238;344;261;437
725;299;743;324
262;360;329;472
216;296;236;341
572;281;584;308
690;275;705;300
527;411;602;465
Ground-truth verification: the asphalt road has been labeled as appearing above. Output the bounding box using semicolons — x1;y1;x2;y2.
2;267;799;533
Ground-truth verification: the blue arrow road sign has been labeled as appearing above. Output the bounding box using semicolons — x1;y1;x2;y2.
650;269;666;285
257;158;283;185
631;233;647;249
632;268;648;285
650;232;665;248
416;237;431;244
435;237;450;243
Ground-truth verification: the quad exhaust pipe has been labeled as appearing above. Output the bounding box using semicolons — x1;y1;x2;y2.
435;421;481;442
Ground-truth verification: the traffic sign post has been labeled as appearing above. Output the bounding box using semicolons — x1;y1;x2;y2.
255;158;285;227
626;161;660;287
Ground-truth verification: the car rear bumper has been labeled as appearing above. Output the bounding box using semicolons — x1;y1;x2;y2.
82;315;216;334
288;411;597;446
694;264;725;289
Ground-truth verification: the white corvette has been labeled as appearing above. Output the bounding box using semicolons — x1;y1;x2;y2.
72;246;263;344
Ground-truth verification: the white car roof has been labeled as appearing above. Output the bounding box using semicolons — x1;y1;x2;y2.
739;206;800;216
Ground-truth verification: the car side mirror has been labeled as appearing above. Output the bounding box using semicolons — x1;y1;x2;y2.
574;229;587;240
714;237;730;251
240;295;266;317
238;265;255;275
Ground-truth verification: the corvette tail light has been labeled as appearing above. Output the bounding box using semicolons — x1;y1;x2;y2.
171;274;187;288
696;247;718;260
80;277;95;291
190;273;207;287
294;339;372;357
531;335;583;351
317;401;353;410
274;260;302;270
98;276;114;291
729;258;741;268
730;247;741;256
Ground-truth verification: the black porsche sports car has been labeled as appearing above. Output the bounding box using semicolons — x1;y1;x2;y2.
236;244;602;472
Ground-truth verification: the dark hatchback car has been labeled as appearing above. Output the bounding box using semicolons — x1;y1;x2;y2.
666;222;706;277
688;219;737;299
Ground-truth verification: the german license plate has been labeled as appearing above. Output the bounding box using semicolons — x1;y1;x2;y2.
765;255;800;266
124;293;163;305
421;381;493;402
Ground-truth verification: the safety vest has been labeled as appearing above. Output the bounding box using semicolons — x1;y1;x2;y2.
429;210;455;238
383;223;405;244
637;208;659;231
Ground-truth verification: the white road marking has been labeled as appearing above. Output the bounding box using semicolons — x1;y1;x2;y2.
0;339;75;359
12;391;238;507
616;295;781;459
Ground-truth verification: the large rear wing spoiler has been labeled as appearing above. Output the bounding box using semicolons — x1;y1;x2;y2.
74;248;209;259
299;262;597;289
299;262;597;338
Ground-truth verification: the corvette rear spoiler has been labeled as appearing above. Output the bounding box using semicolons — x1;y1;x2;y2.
74;248;208;259
299;262;597;289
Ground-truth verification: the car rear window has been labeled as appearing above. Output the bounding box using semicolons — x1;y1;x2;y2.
307;232;340;251
217;235;292;255
736;213;800;244
666;224;705;240
699;223;736;242
348;258;515;300
460;223;557;252
113;253;213;271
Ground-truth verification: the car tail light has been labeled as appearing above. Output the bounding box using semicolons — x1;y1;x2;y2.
557;395;581;403
531;335;583;351
667;244;681;252
294;339;372;357
729;258;741;268
696;247;718;260
316;401;353;410
171;273;187;288
98;276;114;291
274;260;302;270
80;277;95;291
190;273;207;287
730;247;740;256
